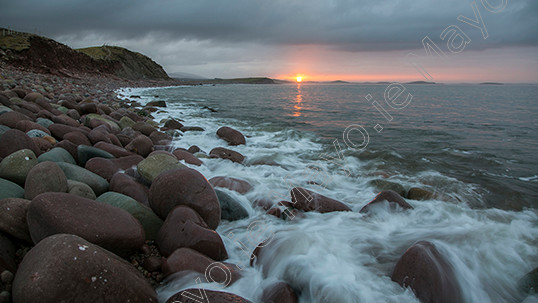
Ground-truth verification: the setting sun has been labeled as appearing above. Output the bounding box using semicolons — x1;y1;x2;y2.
296;76;302;82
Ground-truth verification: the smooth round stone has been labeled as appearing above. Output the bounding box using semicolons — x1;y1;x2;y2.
67;180;96;200
0;149;38;185
0;129;39;159
77;145;114;166
118;116;135;130
137;153;184;183
37;147;76;164
165;289;251;303
215;189;249;221
12;234;158;303
26;129;50;139
24;161;68;200
0;125;10;137
96;192;162;240
27;193;145;256
0;178;24;200
56;162;109;196
0;198;31;242
84;114;120;132
35;118;54;129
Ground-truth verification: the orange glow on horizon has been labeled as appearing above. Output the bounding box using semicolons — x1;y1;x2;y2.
296;76;303;82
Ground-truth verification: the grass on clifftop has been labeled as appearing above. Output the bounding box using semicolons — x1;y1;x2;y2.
0;28;33;51
78;46;148;61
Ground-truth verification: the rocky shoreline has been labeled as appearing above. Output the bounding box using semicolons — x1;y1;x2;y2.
1;65;536;303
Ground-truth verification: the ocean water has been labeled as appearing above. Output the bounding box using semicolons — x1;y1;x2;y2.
118;84;538;303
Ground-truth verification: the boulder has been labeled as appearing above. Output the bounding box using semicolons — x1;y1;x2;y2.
0;149;38;185
517;267;538;296
48;124;87;140
85;155;143;181
63;131;91;146
12;234;157;303
187;145;200;154
96;192;163;240
54;139;79;162
125;134;154;157
15;120;50;135
0;233;16;274
77;145;114;166
261;282;298;303
146;100;166;107
37;147;76;164
391;241;462;303
0;178;24;200
165;288;250;303
369;179;407;198
0;112;31;128
163;119;183;130
172;149;203;166
217;126;246;145
215;189;249;221
67;180;96;200
56;162;109;196
181;126;204;132
149;168;221;229
132;122;157;136
290;187;351;213
118;116;136;130
210;147;245;163
35;117;54;129
0;198;31;242
24;161;68;200
407;187;434;201
157;206;227;259
209;176;253;194
162;248;240;283
27;193;145;256
137;153;184;183
94;141;134;158
0;129;39;158
360;190;413;213
110;173;150;207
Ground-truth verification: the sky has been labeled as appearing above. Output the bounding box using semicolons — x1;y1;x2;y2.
1;0;537;83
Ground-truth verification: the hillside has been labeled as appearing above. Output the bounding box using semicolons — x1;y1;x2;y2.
0;28;170;80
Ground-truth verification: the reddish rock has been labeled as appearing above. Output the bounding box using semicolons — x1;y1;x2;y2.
217;126;246;145
54;139;79;162
11;88;27;98
0;198;31;242
149;168;220;229
407;187;434;201
0;129;39;158
88;127;112;145
27;193;145;256
94;141;133;158
132;122;157;136
107;133;122;146
187;145;200;153
157;206;227;259
164;119;183;130
32;137;53;153
23;92;43;102
162;248;241;284
209;176;253;194
79;103;98;114
125;134;154;157
290;187;351;213
63;131;91;146
12;234;158;303
48;123;88;140
15;120;50;134
0;111;31;128
210;147;245;164
149;130;172;145
24;161;68;200
261;282;298;303
173;149;203;166
391;241;462;303
85;155;144;181
50;114;80;127
360;190;413;213
266;208;281;218
110;173;150;207
253;198;273;210
165;289;251;303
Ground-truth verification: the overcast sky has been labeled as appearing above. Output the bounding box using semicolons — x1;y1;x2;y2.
1;0;537;82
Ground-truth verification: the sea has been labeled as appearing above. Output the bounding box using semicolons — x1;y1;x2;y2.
118;83;538;303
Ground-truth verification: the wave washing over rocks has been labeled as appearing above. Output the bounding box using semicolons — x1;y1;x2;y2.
0;67;536;303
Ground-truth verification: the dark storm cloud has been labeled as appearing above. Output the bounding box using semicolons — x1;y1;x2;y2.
1;0;537;52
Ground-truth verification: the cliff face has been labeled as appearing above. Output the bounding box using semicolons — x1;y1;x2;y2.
0;28;170;80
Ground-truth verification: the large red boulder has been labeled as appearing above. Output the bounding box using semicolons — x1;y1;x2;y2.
166;288;251;303
210;147;245;163
0;129;39;158
110;172;150;207
360;190;413;213
85;155;143;181
290;187;351;213
261;282;298;303
209;176;252;194
391;241;462;303
149;168;220;229
217;126;246;145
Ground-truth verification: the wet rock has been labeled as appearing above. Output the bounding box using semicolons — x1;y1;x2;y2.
79;103;97;114
157;206;227;259
163;119;183;130
517;267;538;296
146;101;166;107
215;189;249;221
407;187;434;201
0;198;31;242
369;179;407;197
290;187;351;213
0;178;24;200
23;92;43;102
96;192;163;240
162;248;240;283
267;207;281;218
209;176;253;194
360;190;413;213
56;162;109;196
110;173;150;207
88;127;112;145
173;149;203;166
187;145;200;153
149;130;172;145
27;193;145;256
67;180;96;200
391;241;462;303
165;288;250;303
261;282;298;303
0;149;38;185
0;129;39;158
85;155;143;181
137;153;184;183
180;126;205;132
210;147;245;164
125;134;154;157
217;126;246;146
149;168;221;229
37;147;76;164
77;145;114;166
94;142;134;158
12;234;157;303
24;161;68;200
84;114;120;132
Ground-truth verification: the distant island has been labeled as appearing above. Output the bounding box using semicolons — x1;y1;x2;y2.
479;82;504;85
405;81;436;85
